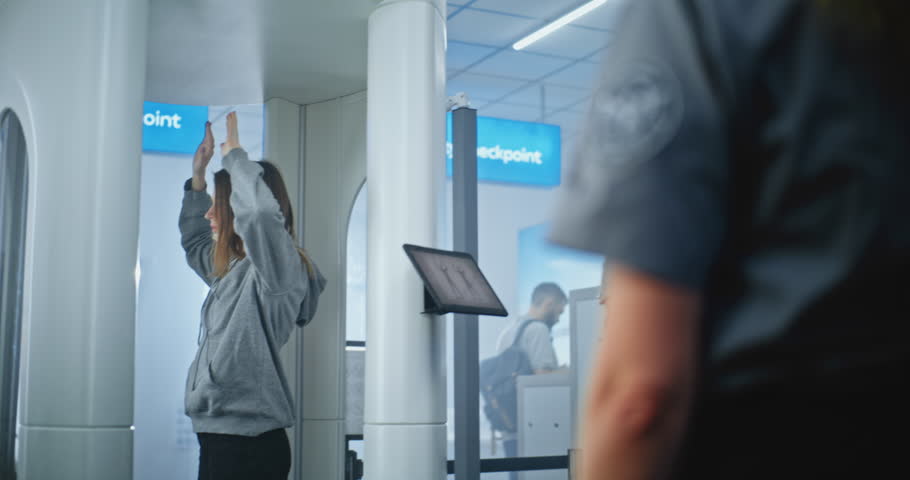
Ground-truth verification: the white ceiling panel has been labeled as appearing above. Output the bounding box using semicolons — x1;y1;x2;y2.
142;0;624;108
497;84;541;107
501;84;589;110
442;0;628;154
572;0;629;30
469;50;573;81
544;85;591;111
447;73;526;100
521;25;608;59
146;0;375;105
447;41;499;71
543;61;601;89
479;103;542;122
470;0;587;21
447;9;544;47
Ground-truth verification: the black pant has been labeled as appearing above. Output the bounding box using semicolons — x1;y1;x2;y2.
197;428;290;480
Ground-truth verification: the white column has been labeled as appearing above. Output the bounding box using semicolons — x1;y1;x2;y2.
2;0;148;479
365;1;447;479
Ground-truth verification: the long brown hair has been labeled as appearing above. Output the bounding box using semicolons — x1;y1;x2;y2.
211;161;315;279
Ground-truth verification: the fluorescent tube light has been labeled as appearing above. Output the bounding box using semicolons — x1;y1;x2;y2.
513;0;608;51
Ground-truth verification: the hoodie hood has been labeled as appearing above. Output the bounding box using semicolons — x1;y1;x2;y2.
297;260;327;327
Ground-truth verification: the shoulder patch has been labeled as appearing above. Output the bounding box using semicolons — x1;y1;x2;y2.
587;58;685;169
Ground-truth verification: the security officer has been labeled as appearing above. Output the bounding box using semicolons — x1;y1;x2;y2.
549;1;910;478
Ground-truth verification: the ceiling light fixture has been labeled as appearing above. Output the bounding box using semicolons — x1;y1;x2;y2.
512;0;608;51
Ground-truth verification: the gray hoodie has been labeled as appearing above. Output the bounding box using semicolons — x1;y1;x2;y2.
179;147;326;436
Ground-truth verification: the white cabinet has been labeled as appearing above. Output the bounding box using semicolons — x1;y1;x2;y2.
516;371;572;480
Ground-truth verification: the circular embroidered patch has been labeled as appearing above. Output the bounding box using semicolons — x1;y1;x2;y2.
587;58;684;169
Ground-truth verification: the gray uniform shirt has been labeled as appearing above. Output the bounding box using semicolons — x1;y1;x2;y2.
550;0;910;395
180;148;326;436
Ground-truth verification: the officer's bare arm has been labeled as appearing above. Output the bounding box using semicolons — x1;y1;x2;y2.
580;264;700;480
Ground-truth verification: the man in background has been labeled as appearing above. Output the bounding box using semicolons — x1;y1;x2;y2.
493;282;568;463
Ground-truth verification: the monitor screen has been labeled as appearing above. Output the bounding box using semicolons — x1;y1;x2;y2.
403;244;508;317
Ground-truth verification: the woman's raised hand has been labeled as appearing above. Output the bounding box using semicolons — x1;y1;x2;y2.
221;111;241;156
191;121;214;191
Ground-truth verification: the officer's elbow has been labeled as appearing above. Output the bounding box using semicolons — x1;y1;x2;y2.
588;376;691;440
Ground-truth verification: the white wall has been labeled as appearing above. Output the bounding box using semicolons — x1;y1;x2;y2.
0;1;148;478
345;186;368;343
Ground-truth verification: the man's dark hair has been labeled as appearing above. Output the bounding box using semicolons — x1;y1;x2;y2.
531;282;567;306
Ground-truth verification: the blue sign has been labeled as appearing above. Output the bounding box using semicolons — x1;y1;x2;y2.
142;102;208;154
446;115;561;187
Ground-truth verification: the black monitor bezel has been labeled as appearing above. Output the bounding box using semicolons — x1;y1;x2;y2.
402;243;509;317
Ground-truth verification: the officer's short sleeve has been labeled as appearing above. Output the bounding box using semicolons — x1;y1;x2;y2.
549;0;732;289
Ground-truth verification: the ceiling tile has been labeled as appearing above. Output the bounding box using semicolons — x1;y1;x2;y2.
470;0;587;20
468;50;573;81
498;85;541;107
585;47;610;66
503;83;589;110
567;102;590;115
447;8;544;47
447;72;526;100
478;102;542;123
542;109;586;135
543;61;600;89
521;25;608;59
447;41;498;70
545;85;591;110
572;0;631;30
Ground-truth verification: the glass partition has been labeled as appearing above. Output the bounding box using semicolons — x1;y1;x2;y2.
345;182;367;345
345;181;367;471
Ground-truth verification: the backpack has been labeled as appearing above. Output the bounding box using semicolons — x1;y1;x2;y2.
479;320;542;433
